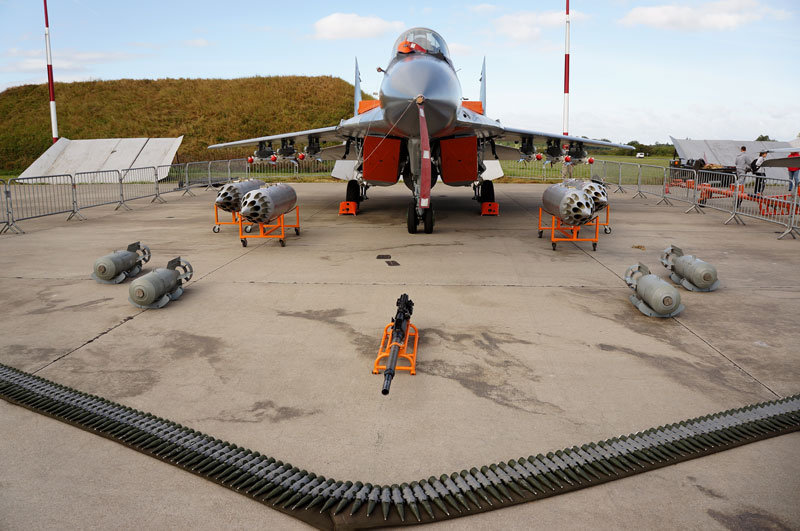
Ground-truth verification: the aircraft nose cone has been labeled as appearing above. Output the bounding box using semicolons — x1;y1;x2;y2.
380;55;461;137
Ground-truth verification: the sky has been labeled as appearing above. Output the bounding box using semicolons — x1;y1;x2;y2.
0;0;797;145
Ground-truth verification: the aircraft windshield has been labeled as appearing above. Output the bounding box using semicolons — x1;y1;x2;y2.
392;28;450;59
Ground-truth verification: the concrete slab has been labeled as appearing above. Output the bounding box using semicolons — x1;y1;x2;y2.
1;183;798;529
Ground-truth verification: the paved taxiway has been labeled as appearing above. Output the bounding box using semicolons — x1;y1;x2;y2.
1;183;798;529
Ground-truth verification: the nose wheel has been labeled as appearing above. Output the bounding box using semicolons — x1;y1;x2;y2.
407;201;435;234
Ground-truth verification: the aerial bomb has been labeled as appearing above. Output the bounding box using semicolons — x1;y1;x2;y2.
542;182;596;226
214;180;263;213
563;179;608;212
240;184;297;224
660;245;719;292
624;263;684;318
128;257;193;309
92;242;150;284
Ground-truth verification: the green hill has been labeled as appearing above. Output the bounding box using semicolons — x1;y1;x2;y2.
0;76;366;171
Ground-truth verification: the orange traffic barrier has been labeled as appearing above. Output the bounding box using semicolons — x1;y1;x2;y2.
338;201;358;216
480;201;499;216
373;321;419;377
237;206;300;248
537;206;610;251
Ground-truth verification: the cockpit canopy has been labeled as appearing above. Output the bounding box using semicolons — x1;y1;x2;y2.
392;28;450;60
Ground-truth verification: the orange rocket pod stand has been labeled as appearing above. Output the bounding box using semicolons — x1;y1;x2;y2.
373;321;419;376
237;206;301;248
213;204;255;234
537;205;610;251
480;202;499;216
338;201;358;215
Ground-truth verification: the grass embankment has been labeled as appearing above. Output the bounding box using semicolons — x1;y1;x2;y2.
0;77;367;172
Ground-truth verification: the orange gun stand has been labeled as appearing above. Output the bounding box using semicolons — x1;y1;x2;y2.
213;204;255;233
237;206;300;248
338;201;358;216
537;206;611;251
481;202;499;216
372;322;419;376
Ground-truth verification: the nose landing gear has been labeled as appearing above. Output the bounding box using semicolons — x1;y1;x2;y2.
407;201;434;234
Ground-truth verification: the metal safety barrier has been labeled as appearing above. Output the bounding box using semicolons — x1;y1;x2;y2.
121;166;159;203
1;174;78;234
0;362;797;530
74;169;124;210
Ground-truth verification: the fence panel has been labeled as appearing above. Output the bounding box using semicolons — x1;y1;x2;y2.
74;170;122;209
121;166;157;202
692;169;738;214
664;167;697;204
157;164;187;194
248;160;299;180
228;159;249;181
1;182;8;227
186;162;210;189
209;160;231;185
5;174;75;223
640;164;665;197
727;175;796;227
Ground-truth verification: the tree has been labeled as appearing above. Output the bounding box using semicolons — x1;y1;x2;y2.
755;134;773;141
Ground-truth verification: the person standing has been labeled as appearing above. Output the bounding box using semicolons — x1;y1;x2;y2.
753;150;767;195
734;146;751;185
787;151;799;192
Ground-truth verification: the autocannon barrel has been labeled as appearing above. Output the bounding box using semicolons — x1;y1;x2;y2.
240;184;297;224
129;257;193;308
542;183;596;226
92;242;150;283
215;180;264;213
382;294;414;395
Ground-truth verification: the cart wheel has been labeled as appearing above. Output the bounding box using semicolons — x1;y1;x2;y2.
244;225;253;234
241;239;247;247
604;226;612;234
552;242;557;251
538;230;543;238
294;228;300;235
279;239;286;247
592;242;597;251
212;225;220;233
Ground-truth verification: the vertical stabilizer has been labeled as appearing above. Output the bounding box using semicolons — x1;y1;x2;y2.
480;57;487;115
353;58;361;116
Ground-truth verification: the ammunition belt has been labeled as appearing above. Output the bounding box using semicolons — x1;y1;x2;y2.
1;362;797;529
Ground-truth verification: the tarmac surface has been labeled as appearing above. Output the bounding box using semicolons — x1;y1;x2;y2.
1;182;799;530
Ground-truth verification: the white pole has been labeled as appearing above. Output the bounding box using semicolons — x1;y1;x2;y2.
44;0;58;143
562;0;570;136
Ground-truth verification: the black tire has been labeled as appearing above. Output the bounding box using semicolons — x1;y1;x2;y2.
552;242;557;251
241;239;247;247
407;202;418;234
592;242;597;251
423;207;434;234
244;225;253;234
346;180;360;203
279;239;286;247
294;228;300;235
538;230;543;238
480;181;495;203
212;225;220;233
604;226;612;234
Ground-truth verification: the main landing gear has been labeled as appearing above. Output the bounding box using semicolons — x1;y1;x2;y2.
407;201;434;234
345;180;369;209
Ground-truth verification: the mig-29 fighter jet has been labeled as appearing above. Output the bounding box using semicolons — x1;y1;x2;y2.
209;27;632;234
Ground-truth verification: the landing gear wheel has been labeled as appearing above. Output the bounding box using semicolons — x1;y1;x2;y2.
423;207;434;234
244;225;253;234
480;180;495;203
294;228;300;235
604;226;612;234
279;239;286;247
407;202;418;234
212;225;220;233
552;242;557;251
346;180;361;204
592;242;597;251
241;239;248;247
538;230;543;238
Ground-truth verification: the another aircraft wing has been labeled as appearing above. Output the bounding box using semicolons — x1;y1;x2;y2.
761;157;800;168
497;126;635;151
208;126;342;149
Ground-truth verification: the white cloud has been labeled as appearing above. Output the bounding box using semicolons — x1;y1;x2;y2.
184;38;211;47
313;13;405;40
1;49;135;73
619;0;787;31
448;42;474;56
469;3;498;13
493;10;588;42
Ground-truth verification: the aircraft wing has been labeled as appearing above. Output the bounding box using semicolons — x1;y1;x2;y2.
761;157;800;168
497;126;634;151
208;107;391;150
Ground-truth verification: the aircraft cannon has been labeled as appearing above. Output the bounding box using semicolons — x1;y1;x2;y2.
379;294;415;396
660;245;719;292
240;184;297;224
542;182;596;226
128;257;193;309
92;242;151;284
214;180;263;213
624;263;684;318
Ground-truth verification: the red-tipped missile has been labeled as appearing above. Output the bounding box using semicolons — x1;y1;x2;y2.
270;155;277;162
564;155;571;163
247;156;254;163
562;144;569;150
535;153;543;161
588;157;594;164
298;153;306;160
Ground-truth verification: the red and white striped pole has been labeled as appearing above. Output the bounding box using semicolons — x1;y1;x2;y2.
562;0;570;136
43;0;58;143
